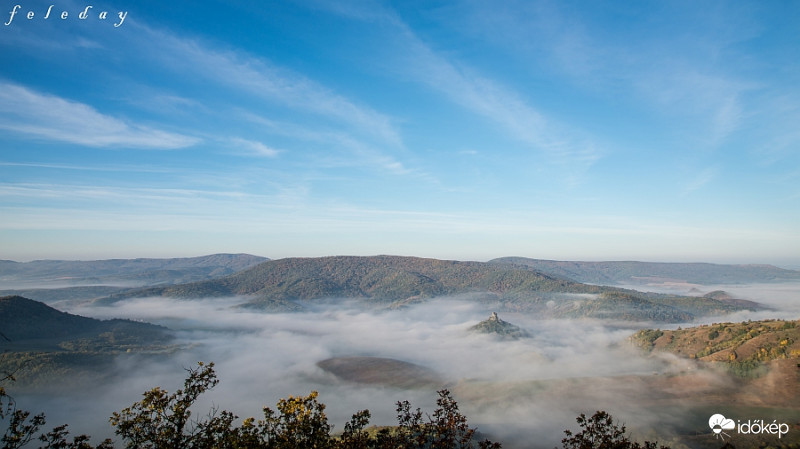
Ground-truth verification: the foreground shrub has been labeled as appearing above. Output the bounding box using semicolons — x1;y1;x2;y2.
108;362;499;449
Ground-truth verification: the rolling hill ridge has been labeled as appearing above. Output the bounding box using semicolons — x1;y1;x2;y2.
96;255;752;322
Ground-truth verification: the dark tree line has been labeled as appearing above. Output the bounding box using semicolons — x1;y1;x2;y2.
561;411;670;449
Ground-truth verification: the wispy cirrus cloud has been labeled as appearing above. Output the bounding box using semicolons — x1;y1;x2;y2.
749;93;800;166
638;68;753;148
4;181;794;254
0;161;173;173
135;24;403;149
682;165;719;195
455;1;758;149
0;82;199;149
240;112;424;178
227;137;280;158
109;23;423;180
313;1;601;172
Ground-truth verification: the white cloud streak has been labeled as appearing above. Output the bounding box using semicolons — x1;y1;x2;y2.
3;182;796;250
0;82;199;149
404;35;598;165
239;112;424;177
682;166;719;194
227;137;280;157
476;2;756;150
136;24;403;149
0;161;173;173
314;2;601;174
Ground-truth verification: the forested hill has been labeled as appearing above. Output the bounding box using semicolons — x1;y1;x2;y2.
1;295;97;341
97;256;751;321
0;295;173;390
489;257;800;285
101;255;579;303
632;319;800;378
0;295;169;351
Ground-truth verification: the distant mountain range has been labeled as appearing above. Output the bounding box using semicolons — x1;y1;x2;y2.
3;254;793;308
489;257;800;286
0;253;268;287
0;253;268;304
96;255;752;322
3;254;789;322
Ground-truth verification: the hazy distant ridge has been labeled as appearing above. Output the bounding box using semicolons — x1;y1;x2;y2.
0;253;268;289
489;257;800;285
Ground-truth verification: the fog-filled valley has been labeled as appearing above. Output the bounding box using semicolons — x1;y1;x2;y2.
2;256;800;448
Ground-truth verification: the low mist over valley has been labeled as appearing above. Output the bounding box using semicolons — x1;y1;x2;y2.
2;255;799;448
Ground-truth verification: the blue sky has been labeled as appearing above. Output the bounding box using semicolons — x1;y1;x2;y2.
1;0;799;265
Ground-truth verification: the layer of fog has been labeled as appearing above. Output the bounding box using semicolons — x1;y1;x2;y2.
0;279;149;290
13;283;800;448
615;281;800;326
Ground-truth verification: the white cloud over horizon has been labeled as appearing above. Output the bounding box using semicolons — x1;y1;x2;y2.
0;82;199;149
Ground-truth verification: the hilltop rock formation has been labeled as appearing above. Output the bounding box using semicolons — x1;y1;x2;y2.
468;312;531;339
